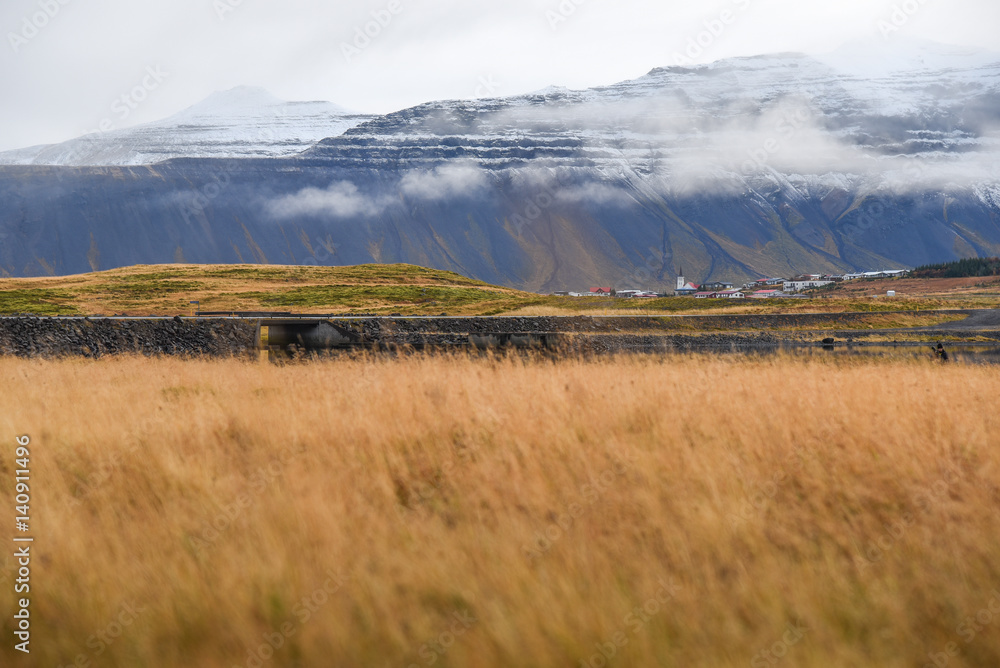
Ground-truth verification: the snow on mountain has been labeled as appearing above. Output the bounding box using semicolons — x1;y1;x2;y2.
0;86;373;166
3;42;1000;286
817;36;1000;77
311;44;1000;195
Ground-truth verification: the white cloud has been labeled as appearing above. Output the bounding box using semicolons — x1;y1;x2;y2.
399;162;490;200
266;181;386;219
555;183;634;206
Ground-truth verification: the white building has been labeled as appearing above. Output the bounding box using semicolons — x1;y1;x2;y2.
783;280;834;293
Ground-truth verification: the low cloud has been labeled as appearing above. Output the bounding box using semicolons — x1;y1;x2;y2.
267;181;387;219
399;163;490;200
555;183;634;206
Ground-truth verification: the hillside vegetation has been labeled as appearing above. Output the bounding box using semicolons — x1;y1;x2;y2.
913;257;1000;279
0;264;536;316
2;353;999;667
1;263;998;317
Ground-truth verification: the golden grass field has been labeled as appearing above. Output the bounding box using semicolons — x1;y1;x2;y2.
2;353;1000;667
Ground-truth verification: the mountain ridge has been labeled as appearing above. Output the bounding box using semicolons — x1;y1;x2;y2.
0;86;374;167
1;43;998;289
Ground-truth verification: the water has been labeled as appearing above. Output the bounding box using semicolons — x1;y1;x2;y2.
693;344;1000;365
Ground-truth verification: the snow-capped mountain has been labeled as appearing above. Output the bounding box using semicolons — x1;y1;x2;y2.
0;87;373;166
2;42;999;288
310;39;1000;178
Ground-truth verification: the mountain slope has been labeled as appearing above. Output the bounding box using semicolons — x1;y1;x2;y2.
1;44;999;289
0;87;373;166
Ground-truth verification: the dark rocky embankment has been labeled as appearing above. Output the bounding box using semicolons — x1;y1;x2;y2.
0;310;993;358
0;318;257;358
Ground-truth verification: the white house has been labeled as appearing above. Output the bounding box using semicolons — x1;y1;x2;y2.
783;280;834;293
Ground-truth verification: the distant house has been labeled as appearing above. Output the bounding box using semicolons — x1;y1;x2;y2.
674;282;700;296
590;287;613;296
783;280;834;293
744;277;785;289
861;270;908;279
701;281;734;291
694;291;717;299
615;289;658;298
752;289;783;299
716;290;745;299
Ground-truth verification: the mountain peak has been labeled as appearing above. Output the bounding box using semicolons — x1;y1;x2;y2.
528;85;572;96
180;86;285;114
818;37;1000;75
0;85;372;166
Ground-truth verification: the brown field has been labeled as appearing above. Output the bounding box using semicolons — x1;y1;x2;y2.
2;354;1000;667
818;275;1000;301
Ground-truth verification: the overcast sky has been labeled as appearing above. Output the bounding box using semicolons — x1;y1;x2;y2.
0;0;997;151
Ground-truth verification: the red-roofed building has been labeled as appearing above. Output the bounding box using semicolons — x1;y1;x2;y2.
674;282;700;296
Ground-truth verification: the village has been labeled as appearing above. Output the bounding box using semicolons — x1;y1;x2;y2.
552;269;911;299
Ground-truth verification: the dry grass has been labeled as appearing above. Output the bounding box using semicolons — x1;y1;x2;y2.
821;275;1000;301
2;354;1000;667
0;264;534;316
